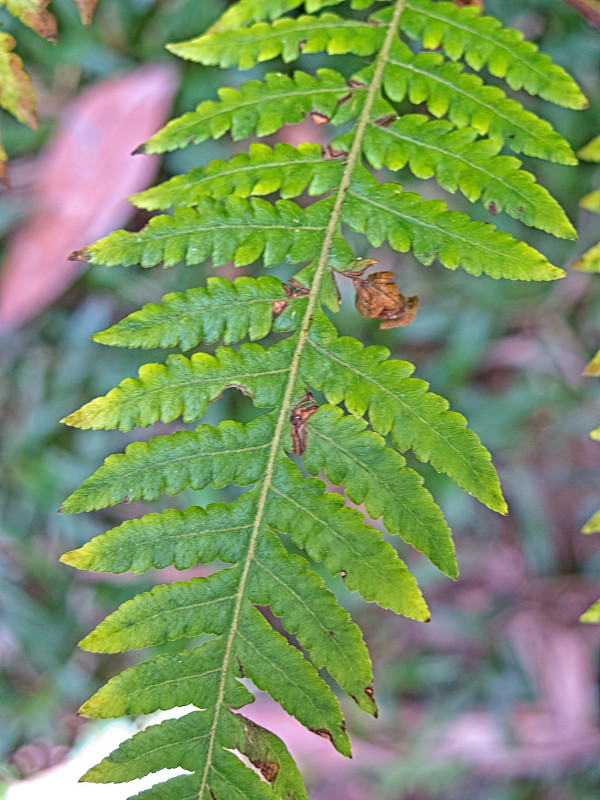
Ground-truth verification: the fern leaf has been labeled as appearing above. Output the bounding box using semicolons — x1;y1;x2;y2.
345;170;565;280
92;275;306;350
61;339;295;431
382;42;577;164
82;709;306;799
60;415;276;512
131;142;343;210
575;242;600;273
81;641;252;718
304;404;457;578
167;14;384;69
399;0;587;109
268;459;429;618
583;510;600;535
302;313;507;513
210;0;380;31
0;31;37;127
140;69;360;155
61;494;256;574
60;0;584;794
69;197;349;270
343;114;575;238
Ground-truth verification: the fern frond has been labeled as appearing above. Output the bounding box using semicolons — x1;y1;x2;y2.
131;142;342;210
60;415;276;512
344;170;565;280
399;0;587;109
382;41;577;164
345;114;575;238
210;0;380;31
70;197;349;270
168;14;384;69
302;312;506;512
61;339;295;430
92;275;306;350
61;0;584;795
304;404;457;577
140;69;360;155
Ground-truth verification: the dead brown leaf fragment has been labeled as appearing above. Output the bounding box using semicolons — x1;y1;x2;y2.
0;0;58;41
351;271;419;329
0;32;37;128
290;391;319;456
72;0;98;26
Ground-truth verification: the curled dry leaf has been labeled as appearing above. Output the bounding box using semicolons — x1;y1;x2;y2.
351;270;419;329
290;390;319;456
0;65;177;329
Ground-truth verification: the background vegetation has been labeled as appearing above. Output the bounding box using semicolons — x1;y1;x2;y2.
1;1;600;797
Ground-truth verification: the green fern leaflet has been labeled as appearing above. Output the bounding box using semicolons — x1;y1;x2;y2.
61;1;584;797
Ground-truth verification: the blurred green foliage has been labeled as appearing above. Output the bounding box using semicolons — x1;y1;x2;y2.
2;1;600;797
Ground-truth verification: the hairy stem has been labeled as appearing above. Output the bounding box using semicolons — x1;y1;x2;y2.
197;1;407;794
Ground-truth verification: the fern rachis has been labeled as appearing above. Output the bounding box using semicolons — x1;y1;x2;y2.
59;1;584;797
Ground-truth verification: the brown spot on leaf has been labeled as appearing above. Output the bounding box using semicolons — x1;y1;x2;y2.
375;114;397;128
290;390;319;456
236;656;245;678
298;39;307;50
488;201;498;216
123;495;130;503
337;92;353;106
309;727;335;743
324;145;348;160
251;758;280;783
310;111;330;125
271;299;289;318
68;249;92;263
350;270;419;329
329;631;335;637
340;569;347;579
518;205;524;212
349;78;367;89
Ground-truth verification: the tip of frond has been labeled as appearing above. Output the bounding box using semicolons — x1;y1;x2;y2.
132;142;148;156
69;248;92;263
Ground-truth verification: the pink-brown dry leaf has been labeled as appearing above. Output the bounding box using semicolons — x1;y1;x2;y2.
72;0;98;26
0;64;177;329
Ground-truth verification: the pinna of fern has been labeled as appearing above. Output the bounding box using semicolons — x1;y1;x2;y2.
571;134;600;624
60;1;585;798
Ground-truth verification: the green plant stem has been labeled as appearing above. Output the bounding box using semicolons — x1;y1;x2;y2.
196;1;407;794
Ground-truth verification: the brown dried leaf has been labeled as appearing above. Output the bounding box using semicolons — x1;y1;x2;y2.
0;31;37;128
0;65;177;329
290;391;319;456
72;0;98;26
352;271;419;329
0;0;57;41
